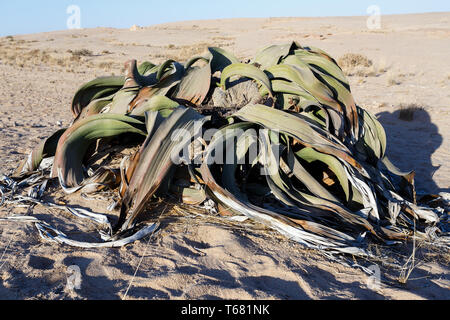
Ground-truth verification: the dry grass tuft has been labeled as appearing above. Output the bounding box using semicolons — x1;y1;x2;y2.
212;36;236;41
398;103;423;121
166;42;212;61
0;45;97;72
165;41;235;62
98;61;115;70
338;53;372;69
338;53;373;77
71;49;93;57
338;53;389;77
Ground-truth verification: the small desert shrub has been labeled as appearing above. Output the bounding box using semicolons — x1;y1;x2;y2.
398;104;423;121
338;53;372;69
72;49;93;57
0;45;89;70
30;49;41;55
337;53;380;77
56;58;65;67
167;42;211;61
212;36;235;41
98;61;114;69
70;54;81;62
152;53;165;59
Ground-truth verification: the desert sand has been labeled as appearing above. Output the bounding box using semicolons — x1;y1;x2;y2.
0;13;449;300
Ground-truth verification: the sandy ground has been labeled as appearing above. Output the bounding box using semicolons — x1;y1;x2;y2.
0;13;449;300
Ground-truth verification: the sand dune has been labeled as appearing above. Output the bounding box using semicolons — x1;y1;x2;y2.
0;13;449;300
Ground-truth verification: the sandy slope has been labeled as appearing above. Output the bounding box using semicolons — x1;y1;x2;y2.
0;13;449;300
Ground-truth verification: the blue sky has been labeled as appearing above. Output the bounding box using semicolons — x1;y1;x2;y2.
1;0;449;36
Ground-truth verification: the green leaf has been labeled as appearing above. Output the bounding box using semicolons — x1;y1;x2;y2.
357;107;387;160
220;123;256;199
174;64;212;106
294;49;349;89
130;96;180;118
118;107;207;231
208;47;240;73
108;86;141;114
71;76;125;118
296;147;350;202
77;94;116;120
220;63;273;97
267;62;341;110
14;129;66;177
234;104;362;171
185;55;210;71
200;128;372;255
52;114;147;190
265;79;318;102
137;61;157;75
285;149;338;202
254;41;301;70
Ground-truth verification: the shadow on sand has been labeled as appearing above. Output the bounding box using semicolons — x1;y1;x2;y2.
376;108;447;194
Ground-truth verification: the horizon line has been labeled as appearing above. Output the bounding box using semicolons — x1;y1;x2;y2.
3;10;449;38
